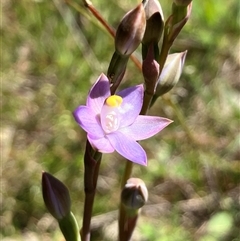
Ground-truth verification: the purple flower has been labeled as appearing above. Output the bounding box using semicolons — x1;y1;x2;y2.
73;74;172;166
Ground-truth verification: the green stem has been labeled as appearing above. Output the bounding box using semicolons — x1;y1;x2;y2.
159;18;173;73
118;81;155;241
121;161;133;189
118;158;133;240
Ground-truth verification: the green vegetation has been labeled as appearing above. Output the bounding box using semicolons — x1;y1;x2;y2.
2;0;239;240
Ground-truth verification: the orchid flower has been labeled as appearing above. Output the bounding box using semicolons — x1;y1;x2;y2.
73;74;172;166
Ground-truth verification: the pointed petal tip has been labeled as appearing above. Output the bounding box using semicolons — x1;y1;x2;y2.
161;118;174;129
142;160;148;167
161;117;174;125
128;157;147;167
99;72;109;81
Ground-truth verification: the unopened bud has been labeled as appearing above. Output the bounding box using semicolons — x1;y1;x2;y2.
121;178;148;211
115;3;146;56
142;44;160;93
42;171;71;220
155;51;187;97
173;0;192;6
167;1;192;41
142;0;164;45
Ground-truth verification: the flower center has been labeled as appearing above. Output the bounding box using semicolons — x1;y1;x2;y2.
101;95;123;134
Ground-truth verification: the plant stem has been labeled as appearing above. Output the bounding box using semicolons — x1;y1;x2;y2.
67;0;142;70
159;18;173;73
81;192;95;241
119;160;135;241
81;141;102;241
118;77;155;241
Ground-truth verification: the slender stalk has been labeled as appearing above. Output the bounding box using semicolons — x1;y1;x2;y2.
82;0;115;37
118;203;139;241
118;79;156;241
159;18;172;73
81;141;102;241
81;192;95;241
82;1;142;70
121;161;133;189
67;0;142;70
118;161;134;241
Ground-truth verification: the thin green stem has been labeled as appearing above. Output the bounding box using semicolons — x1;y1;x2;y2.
159;18;173;73
118;161;134;241
121;161;133;189
118;79;155;241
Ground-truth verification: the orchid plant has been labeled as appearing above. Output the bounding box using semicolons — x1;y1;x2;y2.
41;0;192;240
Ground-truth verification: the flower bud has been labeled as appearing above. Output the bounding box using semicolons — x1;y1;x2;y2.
142;44;160;94
142;0;164;45
155;51;187;97
42;171;71;220
167;1;192;42
115;3;146;56
121;178;148;211
173;0;192;6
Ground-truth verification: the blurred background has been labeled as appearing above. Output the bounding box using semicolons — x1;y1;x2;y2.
2;0;240;240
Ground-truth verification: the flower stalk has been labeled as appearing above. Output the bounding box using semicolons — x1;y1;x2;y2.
80;141;102;241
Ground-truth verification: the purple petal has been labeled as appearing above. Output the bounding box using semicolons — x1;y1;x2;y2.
88;134;114;153
120;116;172;140
87;73;111;114
107;131;147;166
117;84;144;127
73;106;104;138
